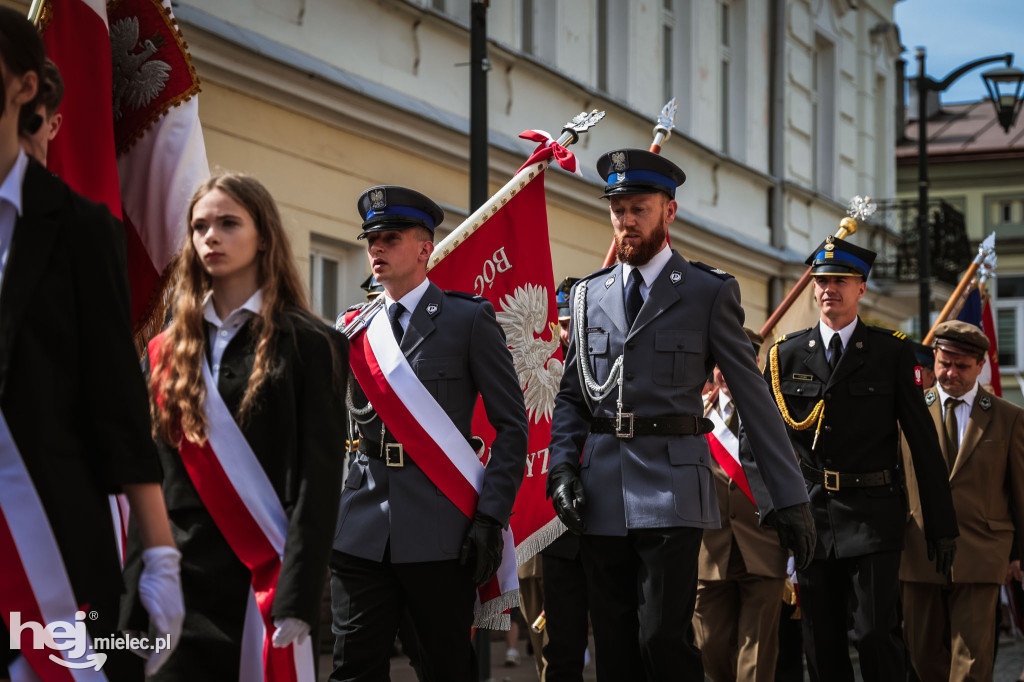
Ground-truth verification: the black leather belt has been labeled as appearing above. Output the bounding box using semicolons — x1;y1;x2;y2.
591;415;714;439
359;438;405;468
801;461;895;491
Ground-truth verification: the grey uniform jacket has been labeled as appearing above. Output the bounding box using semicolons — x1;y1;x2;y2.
334;281;529;563
549;251;808;535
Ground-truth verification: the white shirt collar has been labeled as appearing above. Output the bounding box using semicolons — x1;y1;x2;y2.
0;149;29;218
202;289;263;327
384;277;430;316
622;243;672;289
818;316;858;350
936;381;979;411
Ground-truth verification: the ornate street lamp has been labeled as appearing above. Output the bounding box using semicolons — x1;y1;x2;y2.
982;66;1024;132
914;50;1023;336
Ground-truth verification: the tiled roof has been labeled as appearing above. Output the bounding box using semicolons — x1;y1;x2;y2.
897;99;1024;164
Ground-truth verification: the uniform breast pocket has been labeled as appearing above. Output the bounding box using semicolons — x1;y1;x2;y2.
653;330;703;386
586;332;610;382
415;357;465;409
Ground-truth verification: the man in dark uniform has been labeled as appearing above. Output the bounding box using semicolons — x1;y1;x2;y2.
330;186;529;682
765;237;958;682
547;149;815;680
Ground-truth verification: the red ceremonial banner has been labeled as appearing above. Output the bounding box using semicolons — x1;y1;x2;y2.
428;169;563;562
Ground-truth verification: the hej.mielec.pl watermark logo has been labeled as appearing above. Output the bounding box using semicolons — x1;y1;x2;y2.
8;610;171;671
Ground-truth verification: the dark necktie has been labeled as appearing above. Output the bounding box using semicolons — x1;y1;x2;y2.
725;401;739;438
943;397;964;469
828;333;843;372
388;302;406;344
624;268;644;329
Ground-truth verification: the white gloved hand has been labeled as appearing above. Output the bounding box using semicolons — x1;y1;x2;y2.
272;617;310;648
138;545;184;674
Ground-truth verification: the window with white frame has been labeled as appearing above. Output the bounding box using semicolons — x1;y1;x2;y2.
996;275;1024;371
596;0;628;99
309;237;365;324
812;35;835;194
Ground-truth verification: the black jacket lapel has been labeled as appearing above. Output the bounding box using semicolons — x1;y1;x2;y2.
402;281;440;355
802;327;832;383
0;163;63;397
628;253;685;340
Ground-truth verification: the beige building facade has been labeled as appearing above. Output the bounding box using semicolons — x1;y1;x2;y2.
15;0;907;339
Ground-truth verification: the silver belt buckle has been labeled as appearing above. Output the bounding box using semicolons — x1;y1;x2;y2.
616;412;634;438
385;443;405;467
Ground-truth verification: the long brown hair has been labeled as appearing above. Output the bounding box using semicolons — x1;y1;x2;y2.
151;172;310;445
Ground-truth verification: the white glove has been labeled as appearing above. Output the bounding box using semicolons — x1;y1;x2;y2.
139;545;184;674
272;617;310;648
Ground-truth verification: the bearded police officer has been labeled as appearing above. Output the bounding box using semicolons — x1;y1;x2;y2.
547;149;815;680
766;237;958;682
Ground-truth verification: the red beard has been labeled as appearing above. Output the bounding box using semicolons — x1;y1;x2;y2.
615;223;668;266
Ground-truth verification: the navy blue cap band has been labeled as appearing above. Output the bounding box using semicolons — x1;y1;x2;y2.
605;169;677;195
814;249;871;275
366;206;436;229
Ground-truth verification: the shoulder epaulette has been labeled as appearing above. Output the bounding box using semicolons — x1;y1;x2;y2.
690;261;734;280
345;302;368;313
577;263;617;285
444;290;487;303
869;325;907;340
774;327;812;345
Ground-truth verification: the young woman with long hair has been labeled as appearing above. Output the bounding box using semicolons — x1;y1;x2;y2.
126;172;349;680
0;8;181;680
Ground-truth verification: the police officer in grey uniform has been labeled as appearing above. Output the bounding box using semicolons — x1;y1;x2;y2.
765;237;958;682
330;186;529;682
547;150;815;681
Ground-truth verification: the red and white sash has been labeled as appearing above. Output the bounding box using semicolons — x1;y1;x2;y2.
704;408;755;505
347;307;519;628
0;410;109;682
150;335;315;682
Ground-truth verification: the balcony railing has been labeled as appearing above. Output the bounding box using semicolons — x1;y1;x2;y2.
867;199;971;286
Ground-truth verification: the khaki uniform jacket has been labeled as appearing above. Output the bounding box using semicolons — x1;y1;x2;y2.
901;386;1024;584
698;413;788;580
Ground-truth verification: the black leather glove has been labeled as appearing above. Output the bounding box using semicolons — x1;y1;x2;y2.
547;462;586;535
927;536;957;575
458;513;504;586
774;502;817;571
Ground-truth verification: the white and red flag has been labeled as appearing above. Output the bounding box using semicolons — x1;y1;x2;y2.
428;133;576;564
38;0;209;335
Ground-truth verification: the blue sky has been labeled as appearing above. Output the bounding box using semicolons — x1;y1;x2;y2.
894;0;1024;104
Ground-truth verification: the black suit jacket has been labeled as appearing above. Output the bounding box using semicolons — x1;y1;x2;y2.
767;319;957;559
1;160;161;608
149;312;349;626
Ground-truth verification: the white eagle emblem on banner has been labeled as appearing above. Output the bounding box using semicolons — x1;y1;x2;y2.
110;16;171;120
495;284;563;424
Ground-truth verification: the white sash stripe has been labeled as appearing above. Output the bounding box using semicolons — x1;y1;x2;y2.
707;408;741;463
200;361;316;680
366;311;484;491
238;589;265;682
0;411;107;681
200;361;287;554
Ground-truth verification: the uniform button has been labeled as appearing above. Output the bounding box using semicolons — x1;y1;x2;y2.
868;386;875;393
438;370;446;376
825;392;832;400
625;373;634;380
213;364;220;373
729;481;736;490
796;387;803;394
219;330;228;337
730;513;736;519
588;346;594;352
677;343;683;349
824;425;832;433
699;456;704;463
